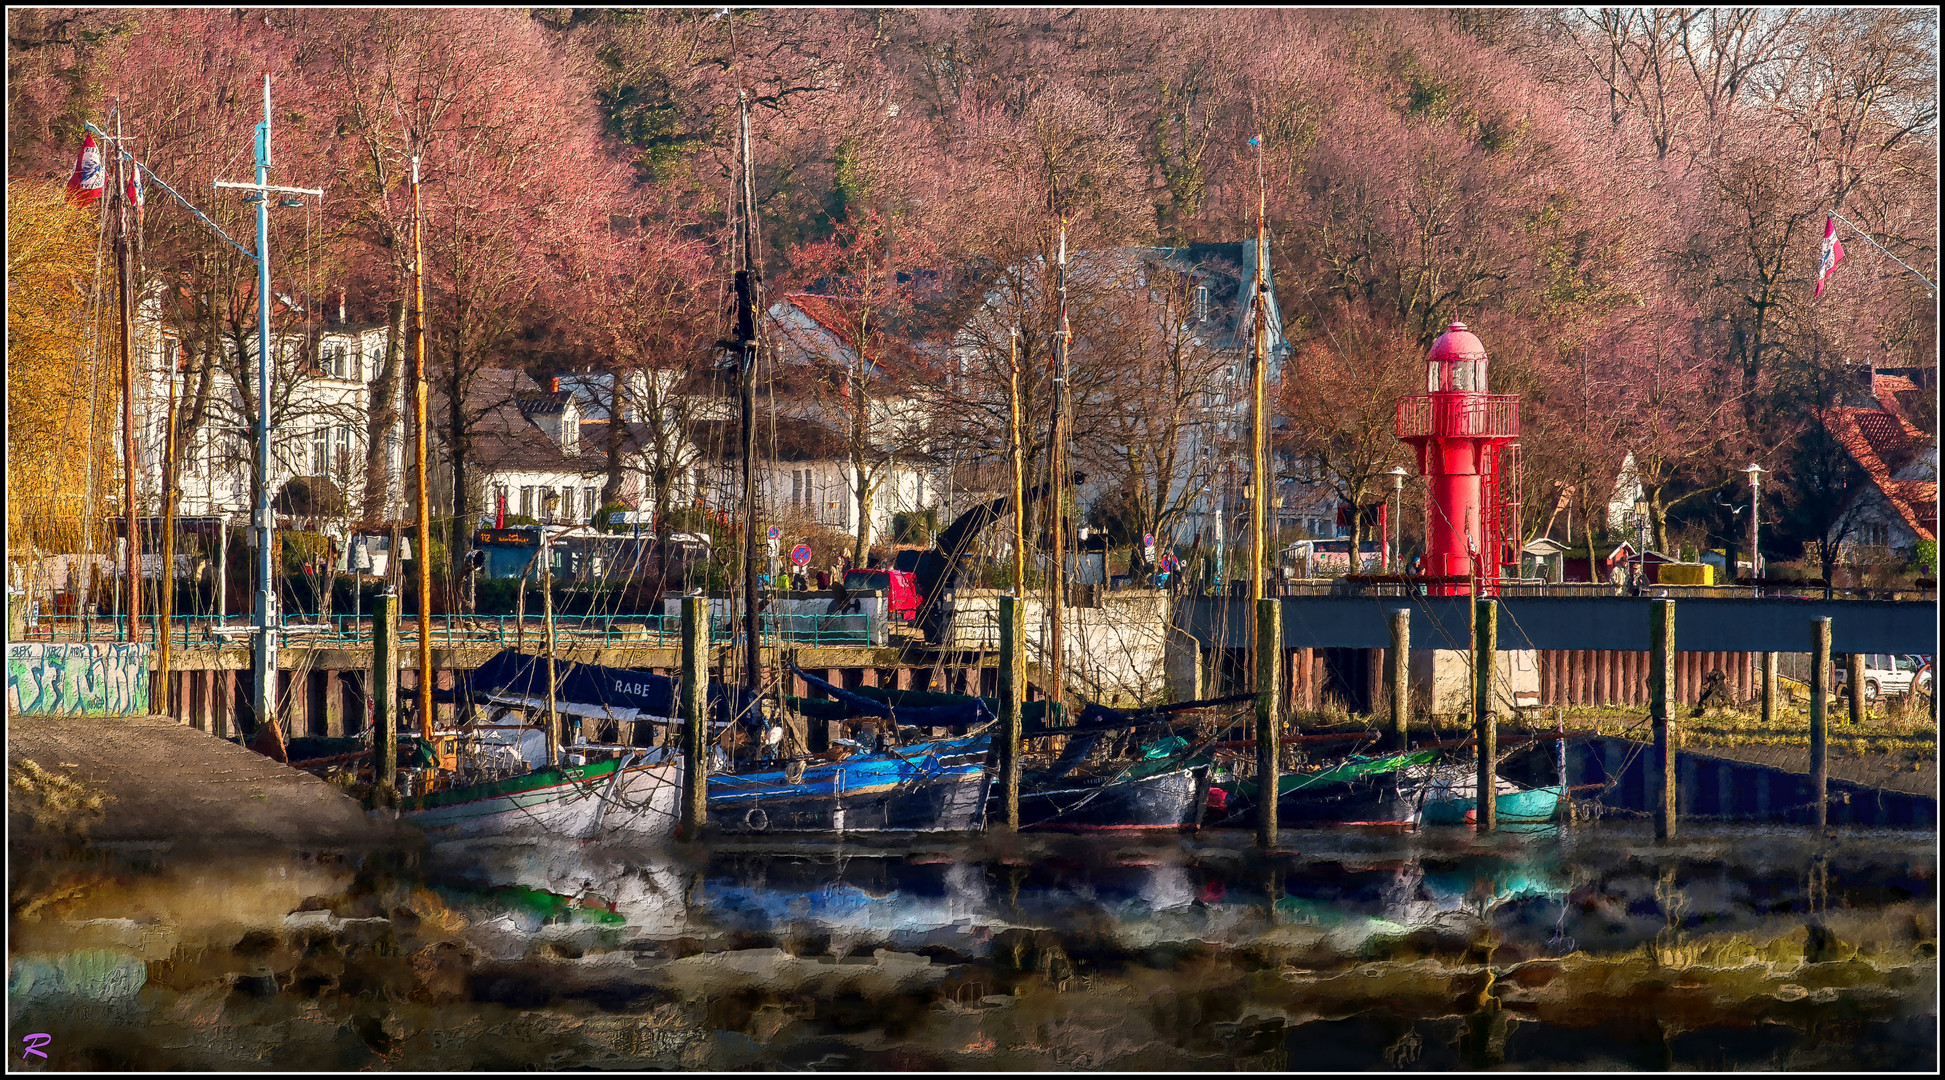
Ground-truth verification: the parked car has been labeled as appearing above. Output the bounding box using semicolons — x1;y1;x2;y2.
843;569;921;622
1833;653;1929;702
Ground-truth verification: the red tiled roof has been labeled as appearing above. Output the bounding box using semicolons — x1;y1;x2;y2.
1824;406;1938;543
780;293;869;360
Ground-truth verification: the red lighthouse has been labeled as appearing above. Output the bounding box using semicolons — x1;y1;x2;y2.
1395;322;1520;596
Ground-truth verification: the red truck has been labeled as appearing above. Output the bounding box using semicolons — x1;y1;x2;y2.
843;568;921;622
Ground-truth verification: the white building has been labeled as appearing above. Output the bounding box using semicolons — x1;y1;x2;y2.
131;292;406;533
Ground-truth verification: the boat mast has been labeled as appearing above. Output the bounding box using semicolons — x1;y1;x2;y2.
1048;219;1070;712
1249;138;1269;606
542;527;560;766
411;154;435;743
112;105;141;643
1009;326;1026;596
734;91;764;702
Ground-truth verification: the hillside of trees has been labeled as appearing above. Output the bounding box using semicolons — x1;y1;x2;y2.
7;7;1937;578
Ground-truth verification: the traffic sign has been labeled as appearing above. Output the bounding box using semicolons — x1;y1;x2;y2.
790;544;812;567
1143;533;1155;549
768;525;781;540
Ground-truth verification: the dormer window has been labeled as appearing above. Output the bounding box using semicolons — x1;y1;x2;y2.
1194;285;1210;323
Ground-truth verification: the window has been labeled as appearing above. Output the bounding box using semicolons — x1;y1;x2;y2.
334;425;353;479
584;487;598;519
311;427;328;475
1194;285;1210;323
350;341;364;383
519;486;535;518
322;344;345;379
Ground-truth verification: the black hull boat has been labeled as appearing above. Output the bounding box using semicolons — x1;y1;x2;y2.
1015;765;1210;832
1211;750;1439;829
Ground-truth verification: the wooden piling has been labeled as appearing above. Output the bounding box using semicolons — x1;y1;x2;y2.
1846;651;1866;725
680;596;709;839
1474;597;1497;831
1256;597;1282;849
1650;598;1676;840
371;592;399;807
1762;652;1779;726
1389;608;1410;751
1810;619;1830;829
998;595;1025;832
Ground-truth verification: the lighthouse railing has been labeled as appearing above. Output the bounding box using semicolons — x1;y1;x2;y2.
1394;393;1520;440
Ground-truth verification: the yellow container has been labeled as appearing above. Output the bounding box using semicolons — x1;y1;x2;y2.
1658;563;1715;586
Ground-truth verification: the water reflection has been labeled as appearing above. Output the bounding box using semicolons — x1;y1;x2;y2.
8;825;1936;1071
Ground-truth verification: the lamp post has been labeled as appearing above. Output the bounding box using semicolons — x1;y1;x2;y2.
1387;466;1409;572
1743;464;1766;596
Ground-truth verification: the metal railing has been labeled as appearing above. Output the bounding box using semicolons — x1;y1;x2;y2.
1394;393;1520;441
15;611;876;649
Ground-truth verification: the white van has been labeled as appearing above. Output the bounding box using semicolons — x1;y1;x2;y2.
1833;653;1930;702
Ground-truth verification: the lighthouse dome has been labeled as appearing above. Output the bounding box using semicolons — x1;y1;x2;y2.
1426;321;1489;392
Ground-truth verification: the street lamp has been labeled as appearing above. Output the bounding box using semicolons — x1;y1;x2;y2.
1386;466;1409;572
1743;464;1767;595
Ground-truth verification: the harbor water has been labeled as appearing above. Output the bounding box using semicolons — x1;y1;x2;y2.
8;823;1935;1070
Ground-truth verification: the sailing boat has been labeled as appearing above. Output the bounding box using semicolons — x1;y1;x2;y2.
381;153;679;841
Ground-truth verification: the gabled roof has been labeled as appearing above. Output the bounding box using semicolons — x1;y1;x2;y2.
1824;405;1938;543
514;390;573;417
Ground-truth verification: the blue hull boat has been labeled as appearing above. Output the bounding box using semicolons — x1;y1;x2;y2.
708;733;993;835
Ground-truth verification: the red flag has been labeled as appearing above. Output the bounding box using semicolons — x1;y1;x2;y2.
125;158;145;223
495;491;506;530
1814;214;1845;297
66;133;105;207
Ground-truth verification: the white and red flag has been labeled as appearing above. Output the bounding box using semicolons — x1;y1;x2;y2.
1814;214;1846;297
66;132;105;206
125;157;145;222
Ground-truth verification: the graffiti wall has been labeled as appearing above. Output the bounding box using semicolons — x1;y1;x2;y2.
7;643;151;716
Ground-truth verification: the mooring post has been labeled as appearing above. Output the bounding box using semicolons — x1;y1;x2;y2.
371;591;399;807
1762;651;1779;727
1649;597;1676;839
1474;597;1497;831
1810;618;1831;829
1389;608;1411;751
1845;651;1866;726
1255;596;1282;849
680;595;709;839
998;595;1025;832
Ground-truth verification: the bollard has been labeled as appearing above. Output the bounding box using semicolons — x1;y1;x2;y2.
1255;597;1282;849
1810;618;1830;829
371;591;400;807
998;595;1025;832
680;596;709;839
1389;608;1411;751
1649;598;1676;839
1762;651;1779;727
1846;651;1866;726
1474;598;1497;831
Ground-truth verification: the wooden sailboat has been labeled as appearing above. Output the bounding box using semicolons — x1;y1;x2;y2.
388;152;679;841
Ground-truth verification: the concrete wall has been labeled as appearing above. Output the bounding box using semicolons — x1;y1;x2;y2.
1410;648;1541;715
7;642;152;716
941;589;1169;706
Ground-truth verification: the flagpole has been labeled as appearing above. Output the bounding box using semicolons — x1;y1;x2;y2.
1829;210;1938;292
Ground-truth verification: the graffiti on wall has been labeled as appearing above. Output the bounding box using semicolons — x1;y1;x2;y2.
7;643;151;716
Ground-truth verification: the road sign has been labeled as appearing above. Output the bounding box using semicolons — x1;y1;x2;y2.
1143;533;1155;549
768;525;781;540
790;544;812;567
767;537;779;557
